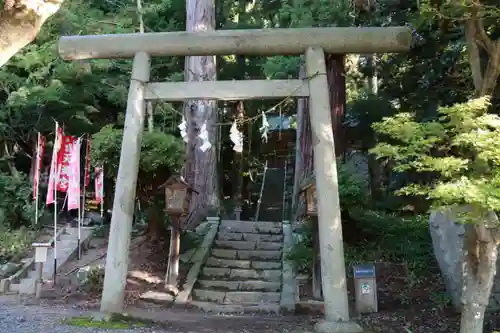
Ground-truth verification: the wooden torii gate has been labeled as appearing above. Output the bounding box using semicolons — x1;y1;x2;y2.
58;27;411;331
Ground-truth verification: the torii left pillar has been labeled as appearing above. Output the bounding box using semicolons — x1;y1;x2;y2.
100;52;151;313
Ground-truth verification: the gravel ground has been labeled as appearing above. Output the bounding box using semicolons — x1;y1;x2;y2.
0;299;163;333
0;295;313;333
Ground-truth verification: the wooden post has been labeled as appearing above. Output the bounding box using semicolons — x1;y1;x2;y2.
165;215;181;295
312;218;322;300
100;51;151;313
305;47;361;333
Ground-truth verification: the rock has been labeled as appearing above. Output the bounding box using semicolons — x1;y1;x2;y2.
76;264;104;285
86;212;104;225
0;262;21;278
429;208;500;311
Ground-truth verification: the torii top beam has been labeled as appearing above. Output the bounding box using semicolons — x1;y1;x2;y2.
58;27;412;60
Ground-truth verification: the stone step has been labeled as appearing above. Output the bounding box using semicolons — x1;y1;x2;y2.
217;232;283;242
219;220;282;234
197;279;281;292
206;257;281;270
188;301;280;314
214;240;282;251
211;249;282;261
201;267;281;281
192;289;280;304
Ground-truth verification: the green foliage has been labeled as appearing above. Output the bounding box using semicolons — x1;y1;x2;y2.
371;97;500;219
0;227;37;264
0;173;36;229
287;162;369;275
286;220;314;275
345;210;432;273
337;162;369;211
91;125;185;179
82;266;105;294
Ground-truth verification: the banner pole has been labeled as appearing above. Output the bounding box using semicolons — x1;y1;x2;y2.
34;132;40;227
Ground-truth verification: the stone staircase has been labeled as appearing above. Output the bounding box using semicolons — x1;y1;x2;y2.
191;219;284;313
6;226;93;295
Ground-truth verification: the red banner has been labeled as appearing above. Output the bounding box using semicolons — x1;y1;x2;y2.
67;139;81;211
95;166;104;204
47;126;63;205
84;138;91;188
33;134;46;200
56;135;77;192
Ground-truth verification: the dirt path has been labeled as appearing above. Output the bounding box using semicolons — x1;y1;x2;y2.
0;295;314;333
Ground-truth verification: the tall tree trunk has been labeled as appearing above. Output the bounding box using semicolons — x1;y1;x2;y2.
365;54;383;200
0;0;64;67
459;16;500;332
292;66;314;220
183;0;218;229
232;101;245;208
325;54;346;157
460;221;499;333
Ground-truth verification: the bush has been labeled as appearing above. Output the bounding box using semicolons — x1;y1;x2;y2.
286;220;314;275
337;161;369;212
0;227;37;264
0;173;36;229
82;265;105;294
345;209;432;273
287;162;369;276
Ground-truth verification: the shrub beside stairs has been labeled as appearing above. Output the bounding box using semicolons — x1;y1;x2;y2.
0;226;94;295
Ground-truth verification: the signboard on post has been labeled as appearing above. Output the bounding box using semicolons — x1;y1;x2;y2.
353;264;378;313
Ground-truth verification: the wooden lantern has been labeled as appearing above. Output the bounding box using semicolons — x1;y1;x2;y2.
162;175;196;216
303;183;318;216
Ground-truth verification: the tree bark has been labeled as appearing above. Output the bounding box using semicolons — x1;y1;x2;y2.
459;14;500;332
460;221;499;333
232;101;245;208
291;66;314;220
183;0;218;229
0;0;64;67
326;54;346;157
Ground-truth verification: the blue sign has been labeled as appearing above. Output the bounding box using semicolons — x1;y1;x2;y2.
353;264;376;279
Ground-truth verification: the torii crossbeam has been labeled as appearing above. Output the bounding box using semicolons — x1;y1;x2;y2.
58;26;411;332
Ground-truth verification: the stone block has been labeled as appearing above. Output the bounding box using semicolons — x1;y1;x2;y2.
215;240;256;250
220;220;282;234
140;291;175;304
251;261;281;270
230;269;281;281
219;221;257;234
256;242;282;251
243;233;283;242
18;278;36;294
206;258;251;269
211;249;237;259
224;291;280;304
239;280;281;292
193;289;226;303
197;280;240;291
218;233;244;241
202;267;231;277
237;250;282;261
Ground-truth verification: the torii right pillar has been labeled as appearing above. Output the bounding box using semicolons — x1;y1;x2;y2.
305;46;361;333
